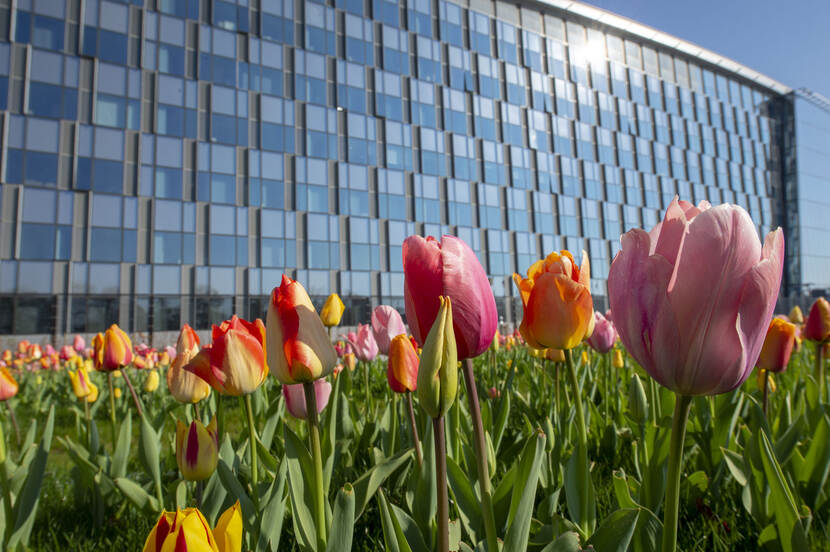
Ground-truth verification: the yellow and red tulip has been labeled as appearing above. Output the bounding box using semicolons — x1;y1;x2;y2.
757;318;796;373
69;366;94;399
142;502;242;552
143;370;160;392
100;325;132;371
0;367;18;401
175;418;219;481
168;324;211;403
804;297;830;343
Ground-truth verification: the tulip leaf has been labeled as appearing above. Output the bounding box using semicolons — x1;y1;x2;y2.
539;531;581;552
138;414;162;500
798;414;830;509
284;425;319;552
256;436;279;474
612;470;639;510
111;410;132;479
216;460;256;522
378;488;414;552
411;421;436;539
492;390;511;454
720;447;748;487
325;483;355;552
175;480;188;509
6;406;53;550
201;472;228;526
563;446;596;537
352;447;414;520
446;456;482;544
258;462;287;552
586;508;639;552
758;430;809;552
113;477;160;513
503;430;546;552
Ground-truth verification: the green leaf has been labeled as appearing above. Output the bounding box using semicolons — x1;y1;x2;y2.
138;414;162;499
113;477;160;513
797;414;830;509
721;447;748;487
111;410;132;479
586;508;639;552
7;405;54;550
258;462;287;552
256;436;279;474
758;431;809;552
378;488;414;552
216;460;255;523
325;483;355;552
563;448;595;537
352;447;414;520
503;430;546;552
446;455;482;544
283;425;318;552
612;470;639;510
540;531;581;552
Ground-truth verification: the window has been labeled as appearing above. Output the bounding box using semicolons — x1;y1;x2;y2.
414;175;441;223
305;104;338;160
295;50;327;105
419;128;445;176
468;11;491;55
344;14;373;65
476;55;501;99
447;179;472;227
481;140;504;185
261;95;295;153
304;1;336;55
375;70;405;121
382;25;409;75
415;35;441;82
249;151;285;208
338;163;370;216
439;1;463;47
384;120;413;171
450;134;477;181
378;169;407;220
412;79;438;128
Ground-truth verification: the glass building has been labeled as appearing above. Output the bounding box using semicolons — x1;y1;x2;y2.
0;0;820;339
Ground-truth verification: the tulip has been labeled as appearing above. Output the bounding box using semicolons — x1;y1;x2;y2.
586;311;617;353
214;501;243;552
803;297;830;401
513;250;594;351
403;235;497;360
350;323;378;362
320;293;346;327
1;351;10;363
387;334;418;393
168;324;211;404
0;367;18;401
59;345;75;362
612;349;624;369
488;387;500;399
144;370;160;392
490;331;500;352
17;340;29;356
176;417;219;481
628;374;649;424
607;198;784;552
73;335;86;353
100;325;133;371
187;316;268;396
114;387;122;399
29;343;42;360
343;353;356;371
266;275;337;385
85;382;99;403
545;348;565;362
143;503;243;552
417;296;457;419
69;366;93;399
282;379;332;419
44;344;56;357
371;305;407;356
757;318;796;374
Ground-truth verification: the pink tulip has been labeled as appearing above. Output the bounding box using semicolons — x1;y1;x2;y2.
371;305;407;355
586;311;617;353
282;379;332;420
349;324;378;362
73;335;86;353
402;235;497;360
165;345;177;361
45;344;56;357
608;198;784;396
59;345;75;361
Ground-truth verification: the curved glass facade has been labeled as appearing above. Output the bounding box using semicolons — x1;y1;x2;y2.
0;0;792;336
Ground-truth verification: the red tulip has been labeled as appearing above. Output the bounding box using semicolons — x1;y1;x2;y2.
608;199;784;395
803;297;830;343
371;305;407;355
402;235;497;360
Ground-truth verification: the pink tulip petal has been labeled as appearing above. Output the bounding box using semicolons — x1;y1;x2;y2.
403;236;443;347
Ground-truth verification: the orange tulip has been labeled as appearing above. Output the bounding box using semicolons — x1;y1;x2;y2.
388;334;419;393
0;367;18;400
91;333;105;370
343;353;356;371
513;250;594;350
804;297;830;343
757;318;796;373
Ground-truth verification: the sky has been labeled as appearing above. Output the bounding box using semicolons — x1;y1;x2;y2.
579;0;830;98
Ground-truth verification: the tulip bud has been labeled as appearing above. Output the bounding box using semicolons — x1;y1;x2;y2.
488;386;500;399
490;331;500;352
417;296;458;419
0;367;19;401
343;353;356;371
628;374;649;424
282;379;332;419
320;293;346;327
757;318;796;373
612;349;624;369
100;324;133;371
176;418;219;481
350;323;379;362
168;325;211;404
86;382;99;403
214;501;243;552
73;335;86;353
581;350;589;364
387;334;419;393
545;348;565;362
114;387;122;399
756;369;777;393
144;370;160;392
804;297;830;343
788;305;804;325
69;367;93;399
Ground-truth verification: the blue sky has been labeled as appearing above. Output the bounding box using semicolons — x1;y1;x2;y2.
580;0;830;98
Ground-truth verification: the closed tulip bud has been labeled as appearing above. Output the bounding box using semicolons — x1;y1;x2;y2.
388;334;419;393
757;318;796;373
17;340;29;356
789;306;804;325
628;374;649;424
545;348;566;362
267;275;337;384
513;250;594;351
114;387;122;399
609;199;784;396
587;311;618;353
99;325;133;371
142;508;221;552
490;331;500;352
612;349;625;369
144;370;160;392
320;293;346;327
168;325;211;404
403;235;498;360
581;350;589;364
343;353;356;371
372;305;407;355
0;367;18;401
44;344;56;357
69;366;93;399
282;379;332;419
488;386;500;399
176;417;219;481
73;335;86;353
350;323;379;362
417;296;458;419
188;316;268;396
214;501;243;552
159;351;170;366
133;355;147;369
804;297;830;343
113;369;122;378
85;382;99;403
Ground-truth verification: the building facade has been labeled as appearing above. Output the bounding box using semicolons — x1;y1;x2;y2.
0;0;810;340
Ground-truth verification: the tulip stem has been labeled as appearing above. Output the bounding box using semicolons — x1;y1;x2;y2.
564;349;590;536
463;359;499;552
817;343;825;403
303;381;328;551
364;361;373;417
5;404;19;447
84;399;92;450
433;416;449;552
662;394;693;552
120;370;144;418
107;373;117;449
762;370;770;416
193;401;201;424
242;395;260;510
406;392;423;467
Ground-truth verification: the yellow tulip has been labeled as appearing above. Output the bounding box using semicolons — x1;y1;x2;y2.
175;418;219;481
142;503;241;552
114;387;122;399
612;349;624;369
69;367;93;399
214;501;242;552
144;370;160;392
320;293;346;327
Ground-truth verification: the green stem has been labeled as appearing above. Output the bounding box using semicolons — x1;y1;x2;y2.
364;361;373;417
108;373;117;451
304;382;327;550
84;398;92;451
406;392;422;467
762;370;769;416
216;394;224;439
463;359;499;551
564;349;590;536
817;343;825;403
390;393;398;453
662;394;693;552
5;403;19;447
433;416;449;552
243;395;260;509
